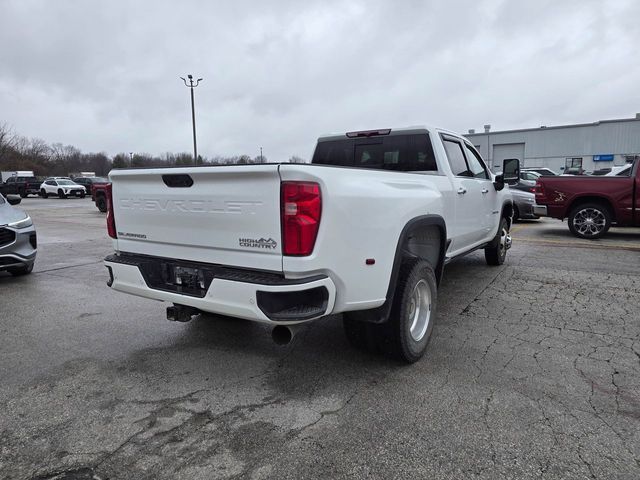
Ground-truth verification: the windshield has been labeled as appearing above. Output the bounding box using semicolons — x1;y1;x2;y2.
57;180;77;186
312;134;437;172
92;177;107;182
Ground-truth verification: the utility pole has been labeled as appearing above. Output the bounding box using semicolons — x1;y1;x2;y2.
260;147;263;163
129;152;133;166
180;74;203;165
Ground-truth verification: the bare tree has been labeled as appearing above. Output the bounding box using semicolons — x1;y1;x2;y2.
0;123;17;164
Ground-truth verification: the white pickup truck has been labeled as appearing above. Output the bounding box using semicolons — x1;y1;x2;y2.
104;127;519;363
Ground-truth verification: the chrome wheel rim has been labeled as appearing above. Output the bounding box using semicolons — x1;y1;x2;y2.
499;226;510;259
408;279;431;342
573;208;606;236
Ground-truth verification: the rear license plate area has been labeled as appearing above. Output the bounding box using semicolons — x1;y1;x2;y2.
137;259;216;297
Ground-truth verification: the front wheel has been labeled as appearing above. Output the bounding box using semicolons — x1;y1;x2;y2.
568;203;611;239
40;189;48;198
57;189;66;199
513;205;520;223
485;217;510;266
19;189;27;198
377;259;437;363
80;191;86;198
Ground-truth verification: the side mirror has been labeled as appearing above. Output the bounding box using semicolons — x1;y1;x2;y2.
6;195;22;206
503;158;520;183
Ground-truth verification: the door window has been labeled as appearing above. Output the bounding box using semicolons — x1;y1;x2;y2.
443;139;472;177
463;143;489;179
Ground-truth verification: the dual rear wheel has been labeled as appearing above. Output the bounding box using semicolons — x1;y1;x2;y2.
343;259;437;364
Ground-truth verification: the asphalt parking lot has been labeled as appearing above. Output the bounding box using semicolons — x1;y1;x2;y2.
1;197;639;480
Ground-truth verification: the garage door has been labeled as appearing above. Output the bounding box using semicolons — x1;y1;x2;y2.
492;143;525;171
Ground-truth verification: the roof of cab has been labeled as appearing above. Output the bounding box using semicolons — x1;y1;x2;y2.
317;125;463;142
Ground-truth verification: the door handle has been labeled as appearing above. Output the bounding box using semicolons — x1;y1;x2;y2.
457;187;467;195
481;188;489;194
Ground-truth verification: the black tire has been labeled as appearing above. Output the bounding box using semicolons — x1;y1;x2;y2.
567;202;611;239
58;189;66;199
19;189;27;198
80;191;86;199
513;205;520;223
343;315;379;353
8;263;34;276
376;259;437;363
95;195;107;212
40;189;48;199
485;217;510;266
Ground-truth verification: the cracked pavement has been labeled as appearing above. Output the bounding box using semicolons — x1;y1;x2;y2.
1;199;639;479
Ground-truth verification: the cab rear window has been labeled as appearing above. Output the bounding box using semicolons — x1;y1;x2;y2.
312;134;437;172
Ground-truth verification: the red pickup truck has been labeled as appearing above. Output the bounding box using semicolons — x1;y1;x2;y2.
534;160;638;239
90;182;111;212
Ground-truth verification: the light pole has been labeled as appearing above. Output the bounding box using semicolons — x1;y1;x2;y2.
129;152;133;166
180;75;203;165
260;147;263;163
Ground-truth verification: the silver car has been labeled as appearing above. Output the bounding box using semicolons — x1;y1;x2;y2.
0;194;37;276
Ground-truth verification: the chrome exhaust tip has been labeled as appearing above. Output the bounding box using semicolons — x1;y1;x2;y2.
271;325;305;345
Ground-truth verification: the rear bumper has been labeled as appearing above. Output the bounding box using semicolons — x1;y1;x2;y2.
104;253;336;324
533;205;547;216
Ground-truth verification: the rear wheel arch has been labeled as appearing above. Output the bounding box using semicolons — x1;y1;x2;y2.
567;196;615;222
344;215;446;325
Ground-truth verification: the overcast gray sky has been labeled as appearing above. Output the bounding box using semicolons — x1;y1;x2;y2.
1;0;639;160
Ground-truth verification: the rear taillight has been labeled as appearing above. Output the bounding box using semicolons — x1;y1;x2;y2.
106;183;117;239
535;181;544;198
281;182;321;256
529;187;536;193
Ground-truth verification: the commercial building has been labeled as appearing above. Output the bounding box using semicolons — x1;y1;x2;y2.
465;114;640;173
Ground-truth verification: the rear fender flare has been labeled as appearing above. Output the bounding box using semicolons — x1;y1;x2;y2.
345;215;446;324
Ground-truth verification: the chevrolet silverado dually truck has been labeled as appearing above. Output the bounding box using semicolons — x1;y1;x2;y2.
104;127;519;363
534;159;639;239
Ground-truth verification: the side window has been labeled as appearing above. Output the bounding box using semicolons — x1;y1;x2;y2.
463;143;489;179
443;139;472;177
6;177;14;184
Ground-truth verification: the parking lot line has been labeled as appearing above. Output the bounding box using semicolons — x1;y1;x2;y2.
512;236;640;252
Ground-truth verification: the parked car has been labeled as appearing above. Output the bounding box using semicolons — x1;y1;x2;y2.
0;194;37;275
605;164;633;176
509;179;537;194
104;126;519;363
519;171;541;182
522;167;558;176
534;159;639;239
39;179;86;199
0;175;40;198
91;181;111;212
509;188;539;221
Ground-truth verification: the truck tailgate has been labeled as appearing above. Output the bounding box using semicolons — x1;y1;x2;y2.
109;165;283;272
